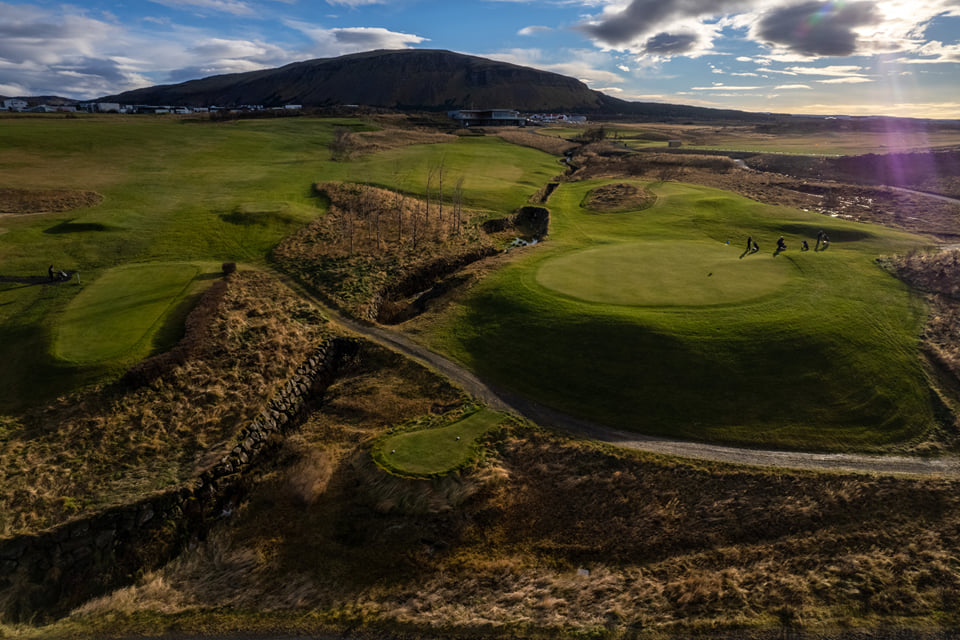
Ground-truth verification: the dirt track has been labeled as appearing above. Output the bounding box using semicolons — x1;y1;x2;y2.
315;300;960;478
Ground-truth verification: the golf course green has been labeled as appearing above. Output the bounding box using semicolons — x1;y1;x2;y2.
432;179;937;451
537;240;791;307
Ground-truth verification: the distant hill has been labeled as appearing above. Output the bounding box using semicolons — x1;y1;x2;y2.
1;95;76;106
98;49;766;121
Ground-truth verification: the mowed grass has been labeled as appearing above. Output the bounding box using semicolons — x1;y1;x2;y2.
55;262;202;363
430;179;937;451
537;240;790;306
373;409;505;477
0;116;560;412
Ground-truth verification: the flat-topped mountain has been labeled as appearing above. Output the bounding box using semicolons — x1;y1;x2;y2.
101;49;608;112
99;49;767;121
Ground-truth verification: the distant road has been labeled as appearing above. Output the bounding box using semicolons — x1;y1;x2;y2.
312;297;960;478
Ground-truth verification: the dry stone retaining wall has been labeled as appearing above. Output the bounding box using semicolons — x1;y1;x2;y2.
0;337;359;623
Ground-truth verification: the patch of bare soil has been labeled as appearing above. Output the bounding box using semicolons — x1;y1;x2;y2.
582;182;656;212
0;187;103;215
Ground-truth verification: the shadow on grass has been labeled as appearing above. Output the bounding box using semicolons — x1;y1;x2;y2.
149;290;206;357
43;220;119;234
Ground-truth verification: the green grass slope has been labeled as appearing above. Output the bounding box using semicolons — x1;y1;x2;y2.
432;179;937;451
373;409;506;477
54;262;204;364
0;116;560;413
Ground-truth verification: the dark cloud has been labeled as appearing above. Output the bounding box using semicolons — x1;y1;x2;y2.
54;57;129;84
577;0;741;46
643;32;700;55
757;1;879;57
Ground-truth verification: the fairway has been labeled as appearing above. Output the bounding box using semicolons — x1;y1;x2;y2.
537;241;791;306
55;262;202;363
0;116;560;411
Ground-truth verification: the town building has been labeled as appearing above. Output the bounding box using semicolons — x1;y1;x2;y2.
449;109;525;127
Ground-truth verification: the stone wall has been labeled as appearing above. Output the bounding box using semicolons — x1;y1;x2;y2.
0;337;359;623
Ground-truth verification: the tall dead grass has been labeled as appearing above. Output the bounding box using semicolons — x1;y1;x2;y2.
68;369;960;637
495;130;578;156
0;271;328;536
274;182;494;320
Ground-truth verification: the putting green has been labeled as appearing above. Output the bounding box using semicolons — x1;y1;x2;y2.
536;241;793;306
55;262;201;364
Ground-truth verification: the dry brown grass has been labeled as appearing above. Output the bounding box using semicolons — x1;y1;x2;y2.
274;182;494;320
0;271;328;536
889;250;960;388
568;151;960;239
68;350;960;637
354;128;457;155
0;187;103;215
495;130;578;156
581;183;657;213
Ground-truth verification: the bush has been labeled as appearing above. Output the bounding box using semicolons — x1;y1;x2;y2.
222;262;237;275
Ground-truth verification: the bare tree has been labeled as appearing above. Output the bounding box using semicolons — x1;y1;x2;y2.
453;176;465;236
411;196;422;249
425;162;437;232
437;155;446;228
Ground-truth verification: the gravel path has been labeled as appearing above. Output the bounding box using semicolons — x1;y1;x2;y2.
318;302;960;478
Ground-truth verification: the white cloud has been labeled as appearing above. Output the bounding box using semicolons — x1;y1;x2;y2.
578;0;960;64
617;64;630;72
147;0;255;16
285;21;429;57
774;83;812;89
325;0;387;5
784;65;868;77
691;84;764;90
518;25;553;36
817;76;874;84
485;48;626;86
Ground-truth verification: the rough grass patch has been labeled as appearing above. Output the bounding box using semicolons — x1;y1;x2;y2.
580;182;657;213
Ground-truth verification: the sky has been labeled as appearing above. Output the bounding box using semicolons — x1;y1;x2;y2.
2;0;960;118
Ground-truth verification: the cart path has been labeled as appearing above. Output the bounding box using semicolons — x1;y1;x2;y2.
317;301;960;478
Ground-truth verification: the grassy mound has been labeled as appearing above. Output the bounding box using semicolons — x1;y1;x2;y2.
54;262;204;364
537;241;790;306
373;409;505;477
581;182;656;212
431;179;936;451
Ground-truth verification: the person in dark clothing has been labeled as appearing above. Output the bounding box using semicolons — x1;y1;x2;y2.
777;236;787;250
48;265;55;281
746;236;753;252
752;240;759;252
801;240;809;251
815;229;824;250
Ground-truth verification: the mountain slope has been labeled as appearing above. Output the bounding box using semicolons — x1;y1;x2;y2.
101;49;610;112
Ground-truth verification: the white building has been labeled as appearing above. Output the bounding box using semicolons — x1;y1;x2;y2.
3;98;27;111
